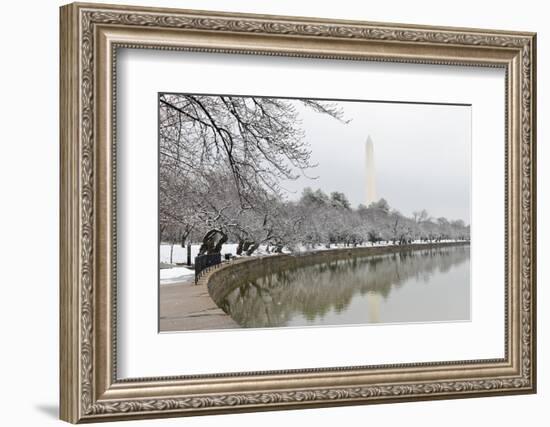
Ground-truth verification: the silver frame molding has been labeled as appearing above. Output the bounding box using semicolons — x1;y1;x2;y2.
60;2;537;423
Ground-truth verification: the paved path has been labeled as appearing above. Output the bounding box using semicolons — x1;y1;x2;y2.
159;276;239;332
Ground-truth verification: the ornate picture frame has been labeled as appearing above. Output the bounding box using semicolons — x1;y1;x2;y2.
60;2;536;423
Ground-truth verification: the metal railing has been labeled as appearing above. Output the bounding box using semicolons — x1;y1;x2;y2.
194;253;222;284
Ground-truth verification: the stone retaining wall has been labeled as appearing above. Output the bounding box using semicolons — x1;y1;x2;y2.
204;242;469;307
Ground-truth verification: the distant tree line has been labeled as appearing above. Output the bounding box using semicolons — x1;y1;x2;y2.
161;176;470;256
159;94;469;258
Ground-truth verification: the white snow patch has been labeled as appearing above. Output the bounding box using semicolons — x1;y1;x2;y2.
160;243;240;264
160;266;194;285
159;240;467;266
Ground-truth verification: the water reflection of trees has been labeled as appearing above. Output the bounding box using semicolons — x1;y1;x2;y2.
220;245;470;327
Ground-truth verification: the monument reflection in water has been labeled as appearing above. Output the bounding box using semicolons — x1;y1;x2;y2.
219;245;470;328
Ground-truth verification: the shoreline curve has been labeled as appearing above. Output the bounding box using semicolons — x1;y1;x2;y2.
201;241;470;318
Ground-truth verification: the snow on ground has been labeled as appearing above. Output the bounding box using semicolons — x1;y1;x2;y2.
160;242;280;264
159;239;465;265
160;266;194;285
160;243;239;265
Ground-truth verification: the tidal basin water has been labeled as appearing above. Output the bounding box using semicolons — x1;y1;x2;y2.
219;245;470;328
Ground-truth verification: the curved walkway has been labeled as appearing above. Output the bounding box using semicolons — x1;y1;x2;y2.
159;258;250;332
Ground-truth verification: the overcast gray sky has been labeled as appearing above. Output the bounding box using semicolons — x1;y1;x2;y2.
281;99;471;223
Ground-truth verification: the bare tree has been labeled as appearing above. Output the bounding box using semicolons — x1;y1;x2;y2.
159;94;347;253
160;94;345;201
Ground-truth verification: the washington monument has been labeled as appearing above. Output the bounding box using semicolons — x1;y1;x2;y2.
365;135;377;206
366;135;380;323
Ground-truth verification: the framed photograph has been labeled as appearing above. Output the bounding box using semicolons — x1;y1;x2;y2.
60;2;537;423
